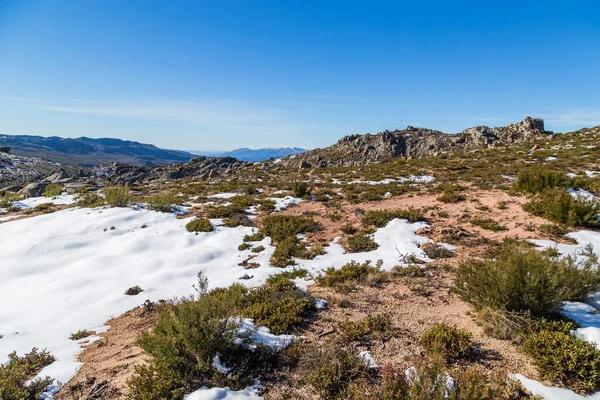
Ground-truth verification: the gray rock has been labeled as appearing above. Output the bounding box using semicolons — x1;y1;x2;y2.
0;185;23;194
18;182;48;197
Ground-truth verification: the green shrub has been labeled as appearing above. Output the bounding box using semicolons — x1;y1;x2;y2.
130;284;272;398
454;241;600;317
238;243;252;251
419;323;473;361
147;192;178;213
340;224;358;235
243;231;266;242
33;203;55;213
338;314;393;341
271;236;314;267
523;188;600;229
186;217;214;233
522;325;600;394
104;186;131;207
125;285;144;295
420;242;454;259
292;180;310;198
345;233;379;253
243;278;314;335
516;169;567;194
0;348;55;400
205;204;246;218
70;329;92;340
300;343;373;399
223;213;253;227
77;192;104;208
436;185;466;203
0;193;18;208
362;208;425;227
261;214;319;242
469;218;508;232
266;268;309;286
259;199;276;213
317;261;383;291
44;183;62;197
251;245;265;253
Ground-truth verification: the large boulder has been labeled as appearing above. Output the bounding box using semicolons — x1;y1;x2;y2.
18;182;48;198
0;185;23;194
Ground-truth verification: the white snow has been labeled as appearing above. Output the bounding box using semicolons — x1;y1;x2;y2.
266;196;303;211
11;194;78;210
332;175;436;186
209;193;240;199
513;374;600;400
546;156;557;161
568;188;600;203
562;302;600;349
231;318;296;352
184;385;262;400
0;205;434;397
359;351;379;368
212;353;232;374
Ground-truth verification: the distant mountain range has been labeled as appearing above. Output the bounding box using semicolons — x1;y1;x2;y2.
191;147;307;162
0;135;195;167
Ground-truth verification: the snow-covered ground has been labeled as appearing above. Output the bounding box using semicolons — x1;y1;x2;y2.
0;204;432;398
11;193;78;210
332;174;436;185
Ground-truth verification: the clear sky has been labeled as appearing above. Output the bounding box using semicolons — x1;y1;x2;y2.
0;0;599;151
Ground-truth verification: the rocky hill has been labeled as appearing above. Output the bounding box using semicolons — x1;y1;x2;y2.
97;156;251;185
0;135;195;167
276;117;553;168
0;148;71;187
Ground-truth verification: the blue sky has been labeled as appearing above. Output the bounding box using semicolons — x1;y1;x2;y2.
0;0;599;151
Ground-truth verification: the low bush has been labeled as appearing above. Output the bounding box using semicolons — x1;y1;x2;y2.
360;356;520;400
70;330;92;340
292;180;310;198
77;192;104;208
261;214;319;242
345;233;379;253
251;245;265;253
147;192;178;213
259;199;276;213
129;277;314;398
362;207;425;227
338;314;393;341
243;278;314;335
522;323;600;394
469;218;508;232
266;268;309;286
0;348;55;400
420;242;454;259
33;203;55;213
454;241;600;317
223;213;253;227
238;243;252;251
104;186;131;207
515;169;567;194
436;185;466;203
125;285;144;295
523;188;600;229
185;217;214;233
243;230;266;242
44;183;62;197
271;236;314;267
299;342;373;400
0;193;17;208
419;323;473;361
317;261;384;291
340;224;358;235
205;204;245;218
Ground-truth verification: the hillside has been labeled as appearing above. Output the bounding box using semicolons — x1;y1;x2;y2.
0;134;195;167
277;117;553;168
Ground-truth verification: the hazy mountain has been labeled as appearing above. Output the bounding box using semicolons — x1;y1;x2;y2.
191;147;307;162
0;134;195;167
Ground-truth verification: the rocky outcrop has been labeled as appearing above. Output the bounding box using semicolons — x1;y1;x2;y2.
275;117;553;169
97;157;252;185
